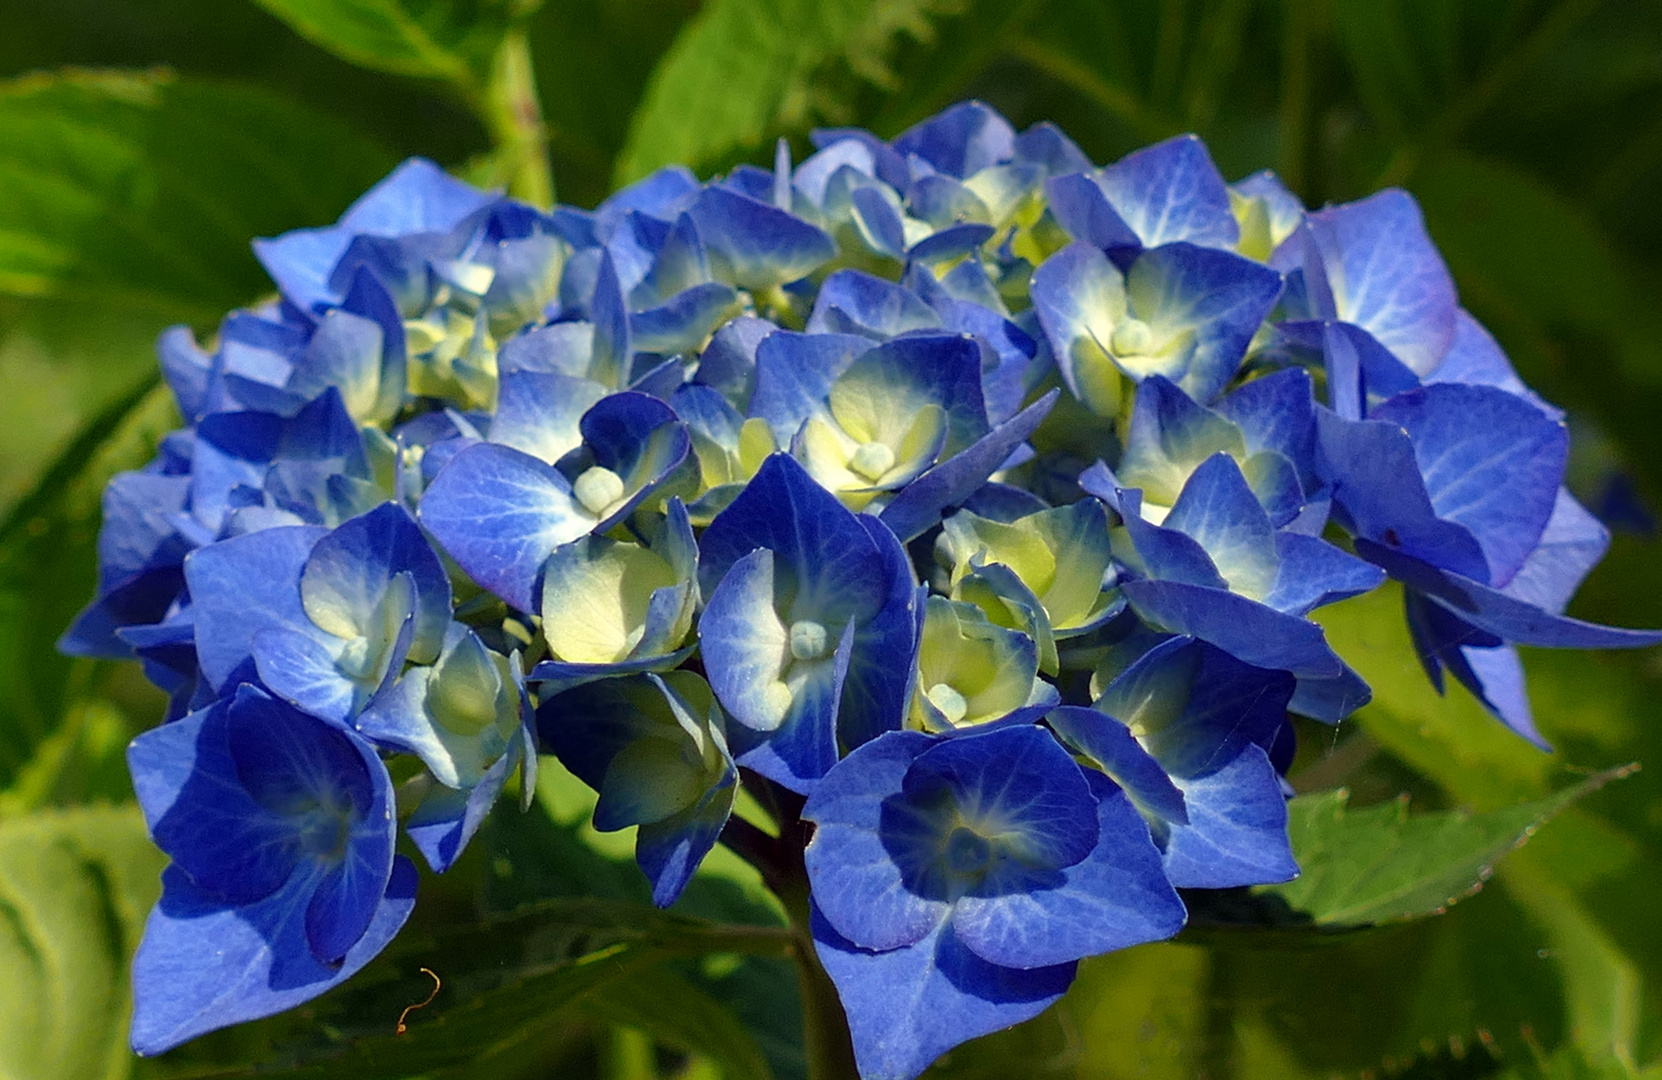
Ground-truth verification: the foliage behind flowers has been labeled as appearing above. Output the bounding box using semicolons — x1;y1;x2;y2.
56;95;1662;1080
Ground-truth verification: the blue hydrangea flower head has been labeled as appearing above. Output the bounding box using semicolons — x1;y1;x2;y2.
127;684;415;1053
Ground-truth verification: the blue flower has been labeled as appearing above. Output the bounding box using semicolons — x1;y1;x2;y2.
127;684;415;1054
697;453;921;791
804;723;1185;1080
539;671;736;906
1050;636;1300;888
418;390;692;612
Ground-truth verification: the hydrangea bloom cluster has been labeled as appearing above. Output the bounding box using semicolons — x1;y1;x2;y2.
67;101;1659;1078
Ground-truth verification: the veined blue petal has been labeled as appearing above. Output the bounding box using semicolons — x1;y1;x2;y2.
1160;745;1296;888
1304;189;1457;374
811;906;1073;1080
688;187;836;289
490;370;609;465
1097;135;1238;251
418;442;590;612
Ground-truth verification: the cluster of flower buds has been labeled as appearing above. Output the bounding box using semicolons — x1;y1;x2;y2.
67;100;1659;1078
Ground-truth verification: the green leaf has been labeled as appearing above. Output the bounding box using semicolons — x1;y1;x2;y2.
576;965;776;1080
0;804;166;1080
246;0;523;91
1257;768;1630;928
616;0;961;183
0;68;395;318
156;897;789;1079
0;379;176;801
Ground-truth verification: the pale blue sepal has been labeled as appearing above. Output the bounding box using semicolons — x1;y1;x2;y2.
811;904;1074;1080
491;370;609;464
1426;310;1562;419
418;442;590;612
1304;189;1457;375
1263;532;1385;616
129;858;417;1056
185;525;327;692
1161;745;1297;889
749;331;872;445
1502;488;1609;615
1097;134;1239;251
879;389;1060;543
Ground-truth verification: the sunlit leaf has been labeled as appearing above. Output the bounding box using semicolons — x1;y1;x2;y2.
0;804;165;1080
1259;768;1630;928
247;0;524;89
0;68;394;317
617;0;962;182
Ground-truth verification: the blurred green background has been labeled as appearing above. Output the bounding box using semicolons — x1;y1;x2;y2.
1;2;1660;1078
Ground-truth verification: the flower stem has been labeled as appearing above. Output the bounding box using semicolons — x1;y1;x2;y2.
481;27;554;207
719;777;860;1080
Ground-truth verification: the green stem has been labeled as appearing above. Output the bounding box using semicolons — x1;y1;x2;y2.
719;779;859;1080
481;27;555;207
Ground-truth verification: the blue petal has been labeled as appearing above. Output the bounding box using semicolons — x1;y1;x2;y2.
1119;579;1345;678
807;270;939;339
687;187;836;289
951;775;1185;968
803;729;944;951
128;698;297;904
811;904;1074;1080
1013;122;1093;176
1355;539;1662;649
1127;243;1283;402
1160;454;1280;600
419;443;589;612
879;389;1059;543
1161;745;1297;888
1371;383;1567;586
491;370;609;465
130;857;416;1055
185;525;326;692
699;453;887;622
1502;488;1609;615
1304;189;1457;374
749;331;871;445
1426;310;1562;418
1263;531;1386;616
891;101;1015;178
406;735;523;872
1315;408;1490;582
1097;135;1238;250
1030;242;1126;415
1044;173;1139;251
1045;706;1187;825
302;502;451;664
841;520;923;751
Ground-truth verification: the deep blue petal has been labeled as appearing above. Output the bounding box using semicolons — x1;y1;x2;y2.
811;904;1074;1080
130;857;415;1055
1161;745;1297;888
